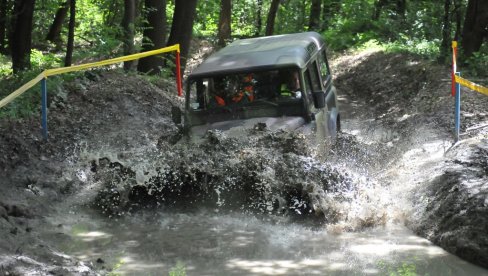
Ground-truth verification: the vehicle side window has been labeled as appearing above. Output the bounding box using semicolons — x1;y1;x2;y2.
308;61;321;91
188;80;207;110
318;50;330;86
304;69;316;109
304;70;313;94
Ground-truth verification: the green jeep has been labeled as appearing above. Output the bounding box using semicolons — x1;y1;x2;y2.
174;32;340;143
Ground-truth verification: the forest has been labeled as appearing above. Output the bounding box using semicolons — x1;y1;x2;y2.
0;0;487;110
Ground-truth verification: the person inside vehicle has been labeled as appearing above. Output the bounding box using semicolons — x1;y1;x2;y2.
231;73;255;103
210;77;227;107
278;69;301;98
210;74;255;106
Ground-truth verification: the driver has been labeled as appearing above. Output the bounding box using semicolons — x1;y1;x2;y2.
279;69;301;98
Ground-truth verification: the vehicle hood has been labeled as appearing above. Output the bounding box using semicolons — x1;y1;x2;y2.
187;116;306;142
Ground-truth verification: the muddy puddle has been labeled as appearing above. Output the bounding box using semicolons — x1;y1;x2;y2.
36;109;488;275
42;207;487;275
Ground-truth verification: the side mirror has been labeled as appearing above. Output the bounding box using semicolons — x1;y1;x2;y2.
171;106;182;125
312;91;326;109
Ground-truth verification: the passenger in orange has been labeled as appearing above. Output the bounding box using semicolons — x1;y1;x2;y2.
231;73;255;103
213;73;255;106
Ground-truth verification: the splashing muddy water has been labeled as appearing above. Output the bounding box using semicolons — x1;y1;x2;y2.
37;107;487;275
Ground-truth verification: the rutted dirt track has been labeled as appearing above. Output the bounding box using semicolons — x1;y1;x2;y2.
0;48;487;274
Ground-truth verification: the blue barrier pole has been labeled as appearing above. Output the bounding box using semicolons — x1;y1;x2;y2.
455;72;461;142
41;78;48;140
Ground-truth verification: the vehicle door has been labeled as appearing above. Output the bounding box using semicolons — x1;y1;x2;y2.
316;49;339;136
303;60;329;140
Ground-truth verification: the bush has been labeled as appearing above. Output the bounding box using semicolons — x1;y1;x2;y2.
463;46;488;79
0;51;80;119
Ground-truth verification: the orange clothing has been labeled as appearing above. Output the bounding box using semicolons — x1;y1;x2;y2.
215;96;226;106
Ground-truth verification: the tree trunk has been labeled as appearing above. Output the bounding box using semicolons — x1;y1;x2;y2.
321;0;341;31
255;0;263;36
11;0;36;73
265;0;280;36
46;0;70;45
0;0;8;54
121;0;136;70
461;0;488;58
372;0;388;21
395;0;406;18
453;0;462;41
438;0;451;63
137;0;166;74
166;0;198;71
217;0;231;47
309;0;321;31
64;0;75;66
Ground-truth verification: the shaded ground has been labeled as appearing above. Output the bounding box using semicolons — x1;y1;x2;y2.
0;47;487;274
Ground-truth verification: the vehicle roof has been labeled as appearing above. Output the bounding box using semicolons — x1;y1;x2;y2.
189;32;325;79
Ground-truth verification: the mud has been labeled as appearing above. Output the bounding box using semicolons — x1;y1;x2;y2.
0;47;487;274
332;49;488;269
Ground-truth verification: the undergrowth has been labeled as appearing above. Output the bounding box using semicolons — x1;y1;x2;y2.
0;52;83;119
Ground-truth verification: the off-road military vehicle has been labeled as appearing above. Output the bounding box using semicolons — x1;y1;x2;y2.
173;32;340;142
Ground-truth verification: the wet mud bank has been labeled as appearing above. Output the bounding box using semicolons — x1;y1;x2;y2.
410;138;488;267
333;50;488;269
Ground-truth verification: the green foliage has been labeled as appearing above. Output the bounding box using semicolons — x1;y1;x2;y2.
0;55;13;76
0;51;82;119
107;258;125;276
194;1;220;37
0;68;43;119
383;39;440;59
324;19;381;51
377;259;424;276
169;261;186;276
30;50;63;69
463;45;488;79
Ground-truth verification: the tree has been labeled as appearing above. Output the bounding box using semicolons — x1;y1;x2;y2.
166;0;198;70
217;0;231;47
439;0;451;63
121;0;136;70
461;0;488;58
321;0;341;31
309;0;321;31
137;0;167;74
453;0;462;41
372;0;388;21
265;0;280;35
0;0;10;54
10;0;36;72
395;0;406;19
255;0;263;36
64;0;76;66
46;0;71;46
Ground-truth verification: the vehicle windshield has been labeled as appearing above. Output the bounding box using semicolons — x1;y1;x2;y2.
187;68;303;111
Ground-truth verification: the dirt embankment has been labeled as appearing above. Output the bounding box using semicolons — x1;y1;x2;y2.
332;49;488;268
0;48;487;274
0;71;181;274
